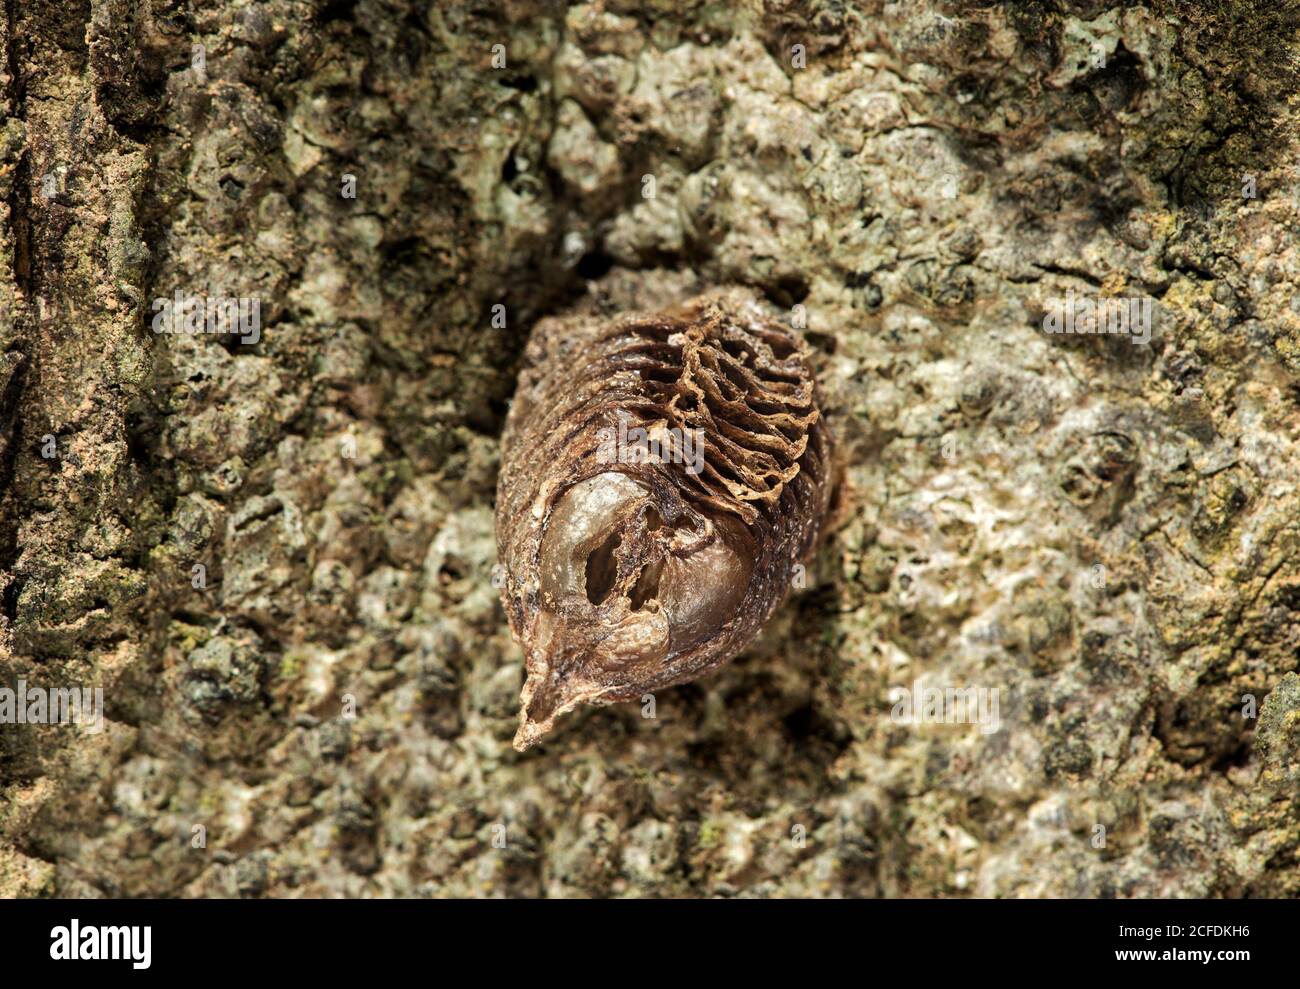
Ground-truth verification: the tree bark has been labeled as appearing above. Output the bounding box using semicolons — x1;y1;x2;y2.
2;0;1300;898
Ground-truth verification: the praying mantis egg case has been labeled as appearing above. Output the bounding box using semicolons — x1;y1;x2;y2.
495;287;835;751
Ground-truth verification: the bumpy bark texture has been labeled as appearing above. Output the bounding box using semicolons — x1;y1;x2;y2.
3;0;1300;897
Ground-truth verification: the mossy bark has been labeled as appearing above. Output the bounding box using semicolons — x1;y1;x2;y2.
3;0;1300;897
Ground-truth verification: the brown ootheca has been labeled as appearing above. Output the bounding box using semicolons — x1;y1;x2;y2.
495;289;834;751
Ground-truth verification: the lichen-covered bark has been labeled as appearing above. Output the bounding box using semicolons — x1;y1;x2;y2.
2;0;1300;898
